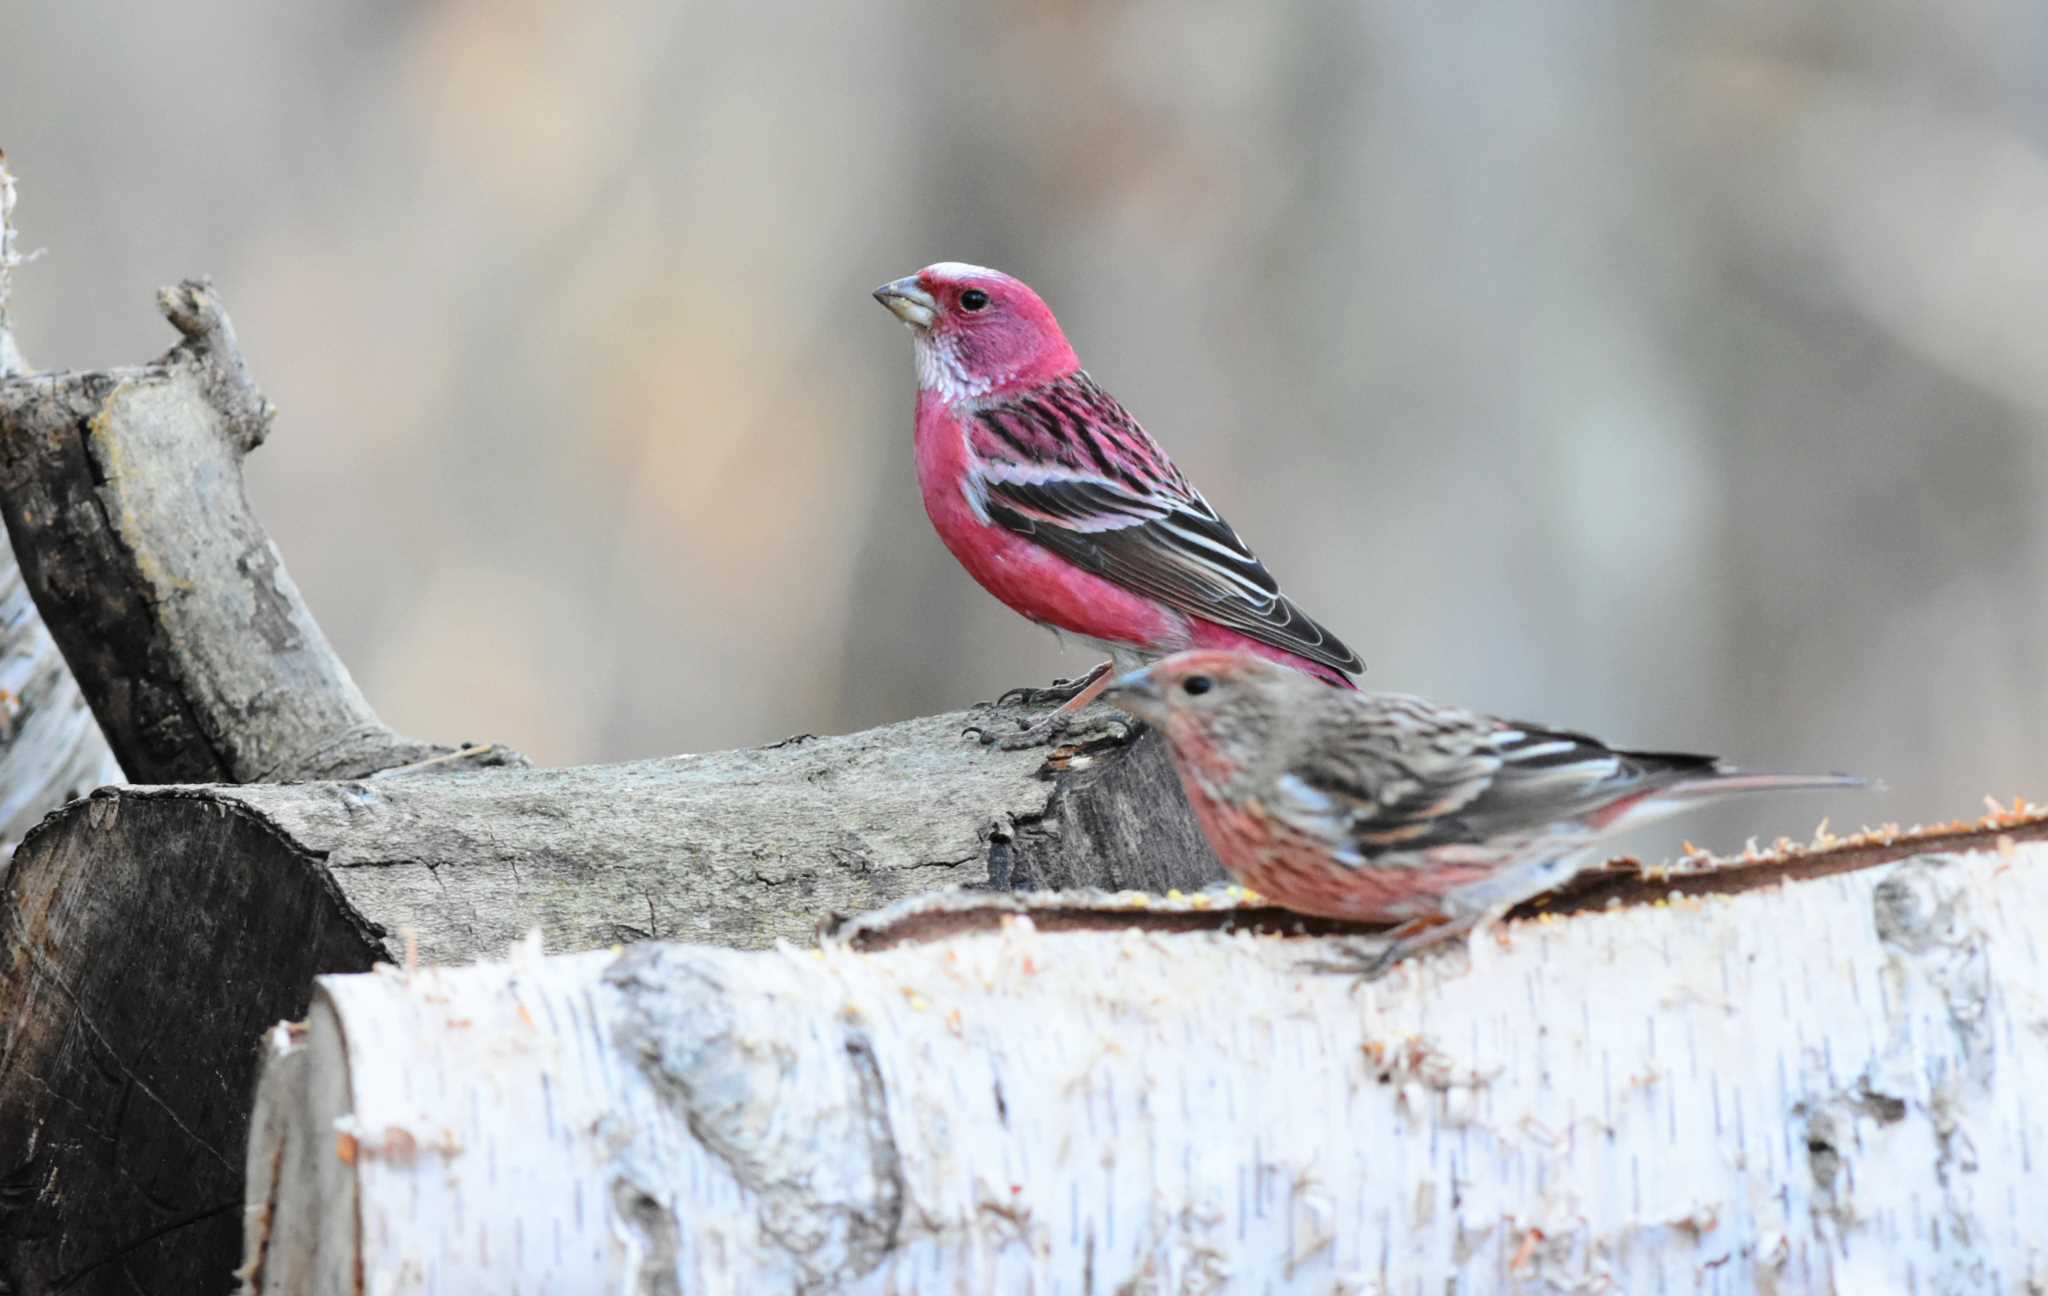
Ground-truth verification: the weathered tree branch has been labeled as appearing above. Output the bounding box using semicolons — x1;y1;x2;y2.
239;838;2048;1293
0;279;499;783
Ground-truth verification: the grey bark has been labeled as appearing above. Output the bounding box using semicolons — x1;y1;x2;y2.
0;151;125;852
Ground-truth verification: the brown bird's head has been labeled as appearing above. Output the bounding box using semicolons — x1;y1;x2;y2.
1103;650;1314;779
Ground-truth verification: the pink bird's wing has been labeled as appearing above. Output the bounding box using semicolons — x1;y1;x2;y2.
968;374;1363;676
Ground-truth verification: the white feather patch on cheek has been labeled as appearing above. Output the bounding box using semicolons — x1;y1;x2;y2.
913;333;1010;404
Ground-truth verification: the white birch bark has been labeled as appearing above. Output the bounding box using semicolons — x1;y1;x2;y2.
0;151;125;853
241;839;2048;1293
0;557;119;848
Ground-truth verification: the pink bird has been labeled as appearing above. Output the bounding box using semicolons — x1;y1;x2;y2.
1104;650;1871;978
874;262;1360;744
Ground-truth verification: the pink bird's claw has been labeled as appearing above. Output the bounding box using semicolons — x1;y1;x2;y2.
960;718;1034;747
993;660;1115;709
995;680;1070;707
994;719;1069;751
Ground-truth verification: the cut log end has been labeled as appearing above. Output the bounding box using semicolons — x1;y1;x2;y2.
0;795;384;1294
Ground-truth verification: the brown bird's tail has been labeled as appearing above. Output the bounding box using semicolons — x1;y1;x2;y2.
1668;769;1875;799
1595;767;1874;831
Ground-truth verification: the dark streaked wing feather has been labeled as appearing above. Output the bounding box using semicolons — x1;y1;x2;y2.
970;376;1363;675
1282;696;1719;856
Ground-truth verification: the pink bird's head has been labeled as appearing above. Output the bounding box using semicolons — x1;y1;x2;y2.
873;262;1080;401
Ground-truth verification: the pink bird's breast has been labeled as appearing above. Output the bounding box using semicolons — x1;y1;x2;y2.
912;394;1188;652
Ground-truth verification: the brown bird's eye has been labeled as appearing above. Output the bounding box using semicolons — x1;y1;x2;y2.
1182;675;1213;696
959;288;990;312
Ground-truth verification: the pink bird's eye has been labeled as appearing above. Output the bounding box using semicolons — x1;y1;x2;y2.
1182;676;1214;697
958;288;990;312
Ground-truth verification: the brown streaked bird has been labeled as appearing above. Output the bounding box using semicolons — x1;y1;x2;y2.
1104;649;1870;977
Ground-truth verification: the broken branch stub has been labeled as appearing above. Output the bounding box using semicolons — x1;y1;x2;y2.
0;280;491;783
240;843;2048;1293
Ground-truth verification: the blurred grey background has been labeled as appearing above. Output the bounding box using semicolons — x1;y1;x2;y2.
3;1;2041;852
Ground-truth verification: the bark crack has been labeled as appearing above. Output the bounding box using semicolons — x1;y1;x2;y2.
840;1030;907;1270
609;1181;683;1296
48;1198;239;1293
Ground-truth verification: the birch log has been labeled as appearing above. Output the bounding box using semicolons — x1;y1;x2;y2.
0;151;122;853
242;835;2048;1294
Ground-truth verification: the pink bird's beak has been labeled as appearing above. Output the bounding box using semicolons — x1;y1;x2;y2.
873;276;938;331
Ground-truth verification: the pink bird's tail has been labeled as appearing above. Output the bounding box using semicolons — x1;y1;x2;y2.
1188;623;1360;688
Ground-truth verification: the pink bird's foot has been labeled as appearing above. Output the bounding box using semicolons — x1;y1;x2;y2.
966;657;1123;750
991;659;1114;709
963;672;1134;750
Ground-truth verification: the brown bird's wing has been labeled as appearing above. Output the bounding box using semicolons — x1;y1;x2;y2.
1274;694;1721;859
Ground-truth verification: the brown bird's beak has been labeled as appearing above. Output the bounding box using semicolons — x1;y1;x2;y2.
1101;666;1166;724
873;275;939;330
